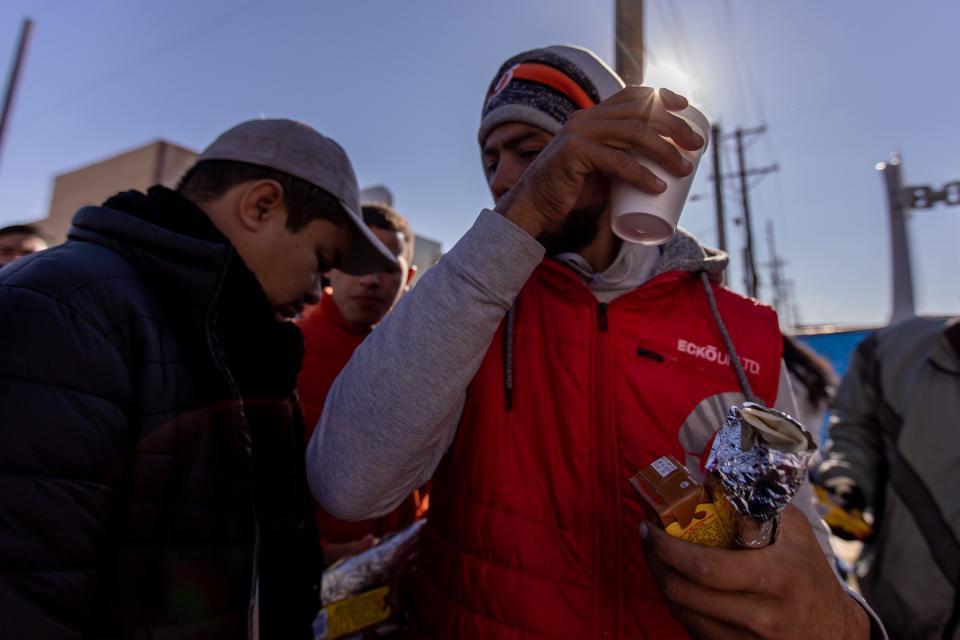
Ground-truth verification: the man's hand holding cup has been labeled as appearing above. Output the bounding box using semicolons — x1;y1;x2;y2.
495;86;704;241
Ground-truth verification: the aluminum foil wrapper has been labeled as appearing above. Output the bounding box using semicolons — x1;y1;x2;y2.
705;402;816;548
321;519;425;604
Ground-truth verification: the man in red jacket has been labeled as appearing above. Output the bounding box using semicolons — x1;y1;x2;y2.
298;203;423;563
309;46;882;638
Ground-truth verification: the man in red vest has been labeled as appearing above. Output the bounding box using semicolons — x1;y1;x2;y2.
297;203;423;563
308;46;882;638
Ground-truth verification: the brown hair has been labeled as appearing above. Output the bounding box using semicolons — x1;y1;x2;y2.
361;203;415;262
177;159;348;232
0;224;47;241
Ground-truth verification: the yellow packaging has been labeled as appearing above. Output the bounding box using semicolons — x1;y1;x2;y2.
316;586;391;640
630;455;734;548
814;485;872;541
664;500;734;548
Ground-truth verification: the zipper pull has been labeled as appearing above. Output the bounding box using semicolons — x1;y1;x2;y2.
636;346;665;362
598;302;608;332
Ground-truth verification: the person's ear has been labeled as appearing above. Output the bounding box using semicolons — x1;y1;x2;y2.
237;179;285;232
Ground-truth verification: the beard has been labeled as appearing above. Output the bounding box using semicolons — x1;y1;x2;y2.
536;200;607;257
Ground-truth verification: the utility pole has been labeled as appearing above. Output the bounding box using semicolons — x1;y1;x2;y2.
0;18;33;175
786;281;801;330
735;128;759;298
726;126;777;299
615;0;644;84
691;125;777;293
711;124;726;252
764;219;789;324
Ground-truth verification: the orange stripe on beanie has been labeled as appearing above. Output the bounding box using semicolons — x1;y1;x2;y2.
499;63;597;110
479;45;625;144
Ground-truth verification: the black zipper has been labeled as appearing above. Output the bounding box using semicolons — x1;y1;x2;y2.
205;253;259;639
596;300;618;639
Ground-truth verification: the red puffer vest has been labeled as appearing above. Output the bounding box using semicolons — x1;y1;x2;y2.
414;259;782;639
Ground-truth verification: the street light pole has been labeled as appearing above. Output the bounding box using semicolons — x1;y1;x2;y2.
877;152;915;324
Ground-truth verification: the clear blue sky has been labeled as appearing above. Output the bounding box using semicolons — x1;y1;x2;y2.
1;0;957;326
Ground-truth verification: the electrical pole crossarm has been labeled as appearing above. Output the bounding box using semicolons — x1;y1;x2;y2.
719;164;779;181
723;125;766;139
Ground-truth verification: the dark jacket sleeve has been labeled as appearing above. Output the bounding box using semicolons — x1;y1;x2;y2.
0;284;133;637
817;335;886;507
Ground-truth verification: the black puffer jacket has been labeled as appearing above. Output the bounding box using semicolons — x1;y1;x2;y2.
0;187;321;639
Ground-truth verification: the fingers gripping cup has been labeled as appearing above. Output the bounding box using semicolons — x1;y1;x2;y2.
610;100;710;245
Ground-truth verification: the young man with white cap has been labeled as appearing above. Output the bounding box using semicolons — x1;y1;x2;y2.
0;119;396;638
310;47;882;639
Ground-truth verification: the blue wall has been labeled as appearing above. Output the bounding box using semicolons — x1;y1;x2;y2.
795;329;875;379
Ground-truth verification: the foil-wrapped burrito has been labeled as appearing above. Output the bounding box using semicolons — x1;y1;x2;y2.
705;402;816;548
321;519;425;604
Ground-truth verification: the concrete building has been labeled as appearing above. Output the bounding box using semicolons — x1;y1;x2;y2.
411;236;442;284
34;140;198;245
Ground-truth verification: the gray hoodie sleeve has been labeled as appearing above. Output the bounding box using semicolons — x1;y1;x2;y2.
774;363;835;558
307;210;545;521
776;363;888;640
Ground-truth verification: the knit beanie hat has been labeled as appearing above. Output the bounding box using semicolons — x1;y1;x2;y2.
478;45;626;145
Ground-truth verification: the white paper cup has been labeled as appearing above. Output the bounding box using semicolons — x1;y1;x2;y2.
610;103;710;245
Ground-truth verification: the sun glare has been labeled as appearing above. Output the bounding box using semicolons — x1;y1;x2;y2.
643;62;704;110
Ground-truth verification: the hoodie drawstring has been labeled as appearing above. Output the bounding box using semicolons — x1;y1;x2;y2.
700;271;757;402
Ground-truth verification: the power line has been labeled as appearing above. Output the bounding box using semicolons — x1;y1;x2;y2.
764;219;787;321
713;126;778;299
708;2;787;304
0;18;33;176
690;225;715;239
720;0;784;188
655;0;696;71
647;0;678;67
24;0;262;123
721;0;766;125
